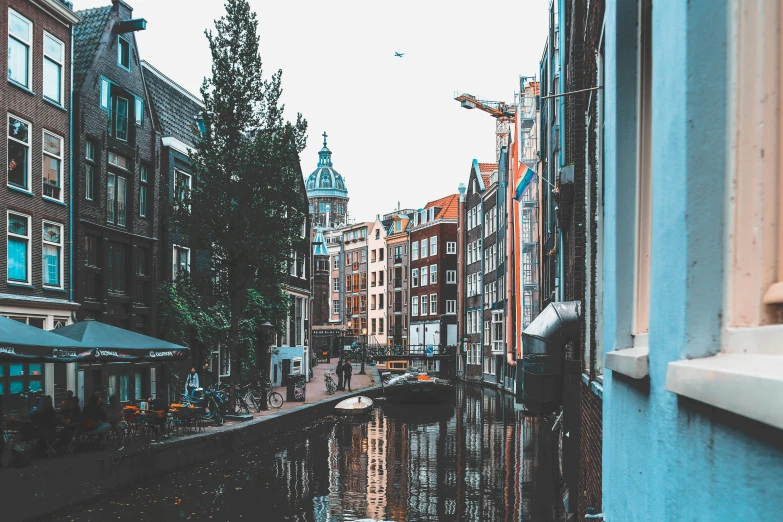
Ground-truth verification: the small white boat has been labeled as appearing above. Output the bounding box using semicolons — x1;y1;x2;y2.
335;396;373;416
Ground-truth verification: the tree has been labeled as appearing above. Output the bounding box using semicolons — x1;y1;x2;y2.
174;0;308;403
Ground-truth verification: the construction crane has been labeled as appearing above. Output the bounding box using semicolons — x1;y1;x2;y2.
454;93;517;161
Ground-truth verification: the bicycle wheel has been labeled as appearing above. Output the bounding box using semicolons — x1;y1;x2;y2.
268;392;283;409
246;391;262;413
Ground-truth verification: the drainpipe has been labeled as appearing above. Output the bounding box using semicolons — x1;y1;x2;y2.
506;158;515;367
457;184;466;375
68;24;75;305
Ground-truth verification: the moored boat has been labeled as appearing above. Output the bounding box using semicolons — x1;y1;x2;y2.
334;396;373;415
382;372;454;404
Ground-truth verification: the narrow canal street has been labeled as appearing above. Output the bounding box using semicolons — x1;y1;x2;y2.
51;384;560;522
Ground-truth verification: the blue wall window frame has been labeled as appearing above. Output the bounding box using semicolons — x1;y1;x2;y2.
7;211;31;284
117;35;131;71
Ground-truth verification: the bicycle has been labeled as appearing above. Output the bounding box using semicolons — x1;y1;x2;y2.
231;385;254;415
324;371;337;395
251;379;284;410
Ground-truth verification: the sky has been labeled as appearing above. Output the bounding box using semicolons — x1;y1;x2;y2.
73;0;549;222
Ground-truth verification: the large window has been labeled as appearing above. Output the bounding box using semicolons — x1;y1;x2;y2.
175;170;191;209
43;33;64;105
115;96;129;141
421;238;429;258
107;172;127;226
412;268;418;287
8;9;32;89
412;241;418;260
7;114;30;190
140;164;149;217
85;140;96;200
7;212;30;283
412;296;418;316
430;294;437;315
430;236;437;256
107;243;126;294
447;242;456;254
446;300;456;314
42;222;62;288
421;267;428;286
420;295;428;316
447;270;457;284
42;131;63;201
429;264;437;285
173;246;190;279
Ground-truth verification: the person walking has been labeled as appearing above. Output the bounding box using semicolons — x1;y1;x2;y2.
335;360;344;391
185;367;199;398
342;360;353;392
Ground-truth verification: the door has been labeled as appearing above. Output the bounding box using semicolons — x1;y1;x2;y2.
281;359;291;385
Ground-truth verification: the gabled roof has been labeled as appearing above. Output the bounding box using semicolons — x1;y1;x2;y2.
425;194;460;220
73;6;113;89
478;162;498;188
142;61;203;148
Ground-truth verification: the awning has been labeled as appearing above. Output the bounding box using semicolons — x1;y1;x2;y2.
50;320;189;362
0;316;92;362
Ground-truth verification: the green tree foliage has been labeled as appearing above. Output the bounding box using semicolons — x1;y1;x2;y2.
168;0;308;397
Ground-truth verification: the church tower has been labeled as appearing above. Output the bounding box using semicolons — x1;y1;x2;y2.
305;132;349;228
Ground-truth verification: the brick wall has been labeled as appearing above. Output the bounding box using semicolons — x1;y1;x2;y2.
578;383;603;518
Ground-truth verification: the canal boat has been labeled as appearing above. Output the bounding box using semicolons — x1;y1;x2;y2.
382;372;454;404
334;396;373;416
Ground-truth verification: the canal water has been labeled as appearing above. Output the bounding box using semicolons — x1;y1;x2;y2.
53;384;561;522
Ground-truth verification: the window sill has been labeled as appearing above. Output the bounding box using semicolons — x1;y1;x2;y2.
665;354;783;430
605;345;649;379
43;98;67;112
8;80;35;96
43;286;67;293
43;196;66;206
7;282;34;289
7;185;34;197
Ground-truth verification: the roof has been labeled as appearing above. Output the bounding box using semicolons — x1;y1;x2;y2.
142;61;203;147
478;162;498;188
425;193;460;220
73;6;113;89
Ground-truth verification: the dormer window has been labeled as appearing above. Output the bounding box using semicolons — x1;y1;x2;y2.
118;36;131;70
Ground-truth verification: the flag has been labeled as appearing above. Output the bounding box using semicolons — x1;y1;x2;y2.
514;165;536;201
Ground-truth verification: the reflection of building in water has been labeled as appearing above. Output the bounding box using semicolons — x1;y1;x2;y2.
366;408;388;519
326;421;369;518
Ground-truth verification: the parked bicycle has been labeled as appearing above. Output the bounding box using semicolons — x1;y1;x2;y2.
251;379;284;410
182;386;225;426
231;385;255;415
324;371;337;395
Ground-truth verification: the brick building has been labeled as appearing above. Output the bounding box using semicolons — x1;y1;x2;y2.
409;194;459;369
342;222;370;339
383;210;413;349
367;217;387;345
71;0;161;400
1;0;79;406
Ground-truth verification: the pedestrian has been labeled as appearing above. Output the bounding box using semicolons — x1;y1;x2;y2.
185;367;199;398
106;395;126;450
342;360;353;392
335;361;344;391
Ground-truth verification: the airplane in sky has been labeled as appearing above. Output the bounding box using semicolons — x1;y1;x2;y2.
394;52;405;58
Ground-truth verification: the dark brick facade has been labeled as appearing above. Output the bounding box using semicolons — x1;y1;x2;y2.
72;1;160;336
578;381;603;517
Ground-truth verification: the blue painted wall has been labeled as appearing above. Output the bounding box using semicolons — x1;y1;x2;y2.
602;0;783;520
271;346;305;387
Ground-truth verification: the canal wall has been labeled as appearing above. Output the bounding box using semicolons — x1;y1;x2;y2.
0;373;383;522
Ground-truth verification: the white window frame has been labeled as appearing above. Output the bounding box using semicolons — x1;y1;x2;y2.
173;245;190;279
447;270;456;284
421;238;428;258
429;264;437;285
42;130;64;202
412;296;419;316
421;266;428;286
447;241;456;254
446;300;456;314
175;169;192;210
42;32;64;106
41;221;63;289
430;293;437;315
7;113;32;192
420;295;428;316
333;277;339;292
430;236;437;256
8;8;32;90
411;268;419;288
7;210;32;284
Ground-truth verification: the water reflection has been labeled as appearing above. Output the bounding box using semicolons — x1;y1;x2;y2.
53;384;559;522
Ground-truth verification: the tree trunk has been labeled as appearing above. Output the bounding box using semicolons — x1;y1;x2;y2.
227;273;245;412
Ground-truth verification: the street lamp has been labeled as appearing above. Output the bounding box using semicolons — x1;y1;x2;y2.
360;327;368;375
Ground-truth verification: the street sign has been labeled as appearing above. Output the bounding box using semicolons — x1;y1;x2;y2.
426;345;434;357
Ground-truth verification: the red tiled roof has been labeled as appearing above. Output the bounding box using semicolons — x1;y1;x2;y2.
425;194;460;220
478;162;497;189
481;173;492;187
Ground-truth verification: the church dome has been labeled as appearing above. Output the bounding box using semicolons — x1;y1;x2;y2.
305;132;348;198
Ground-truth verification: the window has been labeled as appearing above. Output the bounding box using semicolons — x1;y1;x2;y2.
485;321;490;345
175;170;191;209
421;295;428;316
447;242;456;254
412;296;418;316
108;151;129;170
100;78;110;109
333;299;340;313
115;96;129;141
8;9;32;89
379;318;384;333
430;236;437;256
173;246;190;279
107;243;126;294
379;293;384;308
371;250;376;263
85;140;96;200
421;239;428;258
379;248;384;261
136;248;147;276
42;131;63;200
42;222;62;288
84;235;99;267
7;212;30;283
42;33;64;105
371;318;377;334
333;255;339;266
492;312;504;353
430;294;437;315
107;173;127;226
118;36;131;70
333;277;339;292
361;249;367;263
412;268;418;287
446;300;456;314
447;270;457;284
139;165;149;217
429;264;437;285
134;96;144;127
411;241;418;261
7;114;31;190
421;267;428;286
375;229;380;239
379;270;384;285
